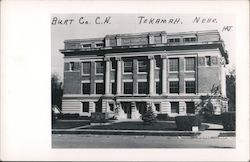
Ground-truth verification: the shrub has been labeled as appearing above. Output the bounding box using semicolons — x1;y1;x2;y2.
141;106;157;125
175;115;201;131
58;113;80;120
90;112;108;123
203;115;221;124
221;112;235;131
156;114;175;121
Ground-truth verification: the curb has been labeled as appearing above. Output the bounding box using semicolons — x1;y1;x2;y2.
52;129;201;136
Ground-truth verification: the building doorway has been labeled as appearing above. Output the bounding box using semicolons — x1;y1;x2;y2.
136;102;147;115
95;100;102;112
121;102;131;119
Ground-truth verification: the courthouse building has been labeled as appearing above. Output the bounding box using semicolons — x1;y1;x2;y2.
60;30;229;119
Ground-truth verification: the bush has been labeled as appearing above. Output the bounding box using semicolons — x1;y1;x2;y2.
221;112;235;131
90;112;108;123
141;106;157;125
58;113;80;120
203;115;221;124
175;115;201;131
156;114;175;121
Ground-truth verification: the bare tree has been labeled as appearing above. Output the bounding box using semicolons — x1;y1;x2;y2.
51;73;63;109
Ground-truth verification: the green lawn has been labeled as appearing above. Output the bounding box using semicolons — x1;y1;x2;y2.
52;120;90;129
81;121;177;131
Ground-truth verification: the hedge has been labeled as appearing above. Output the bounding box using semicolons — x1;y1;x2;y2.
57;113;90;120
175;115;201;131
90;112;108;123
221;112;235;131
156;114;175;121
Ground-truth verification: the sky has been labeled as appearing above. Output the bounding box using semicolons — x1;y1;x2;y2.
51;14;235;81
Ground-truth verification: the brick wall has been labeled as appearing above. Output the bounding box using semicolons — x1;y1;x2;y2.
63;71;81;94
197;67;220;93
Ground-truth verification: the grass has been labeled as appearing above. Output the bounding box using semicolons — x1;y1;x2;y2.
52;120;90;129
81;121;177;131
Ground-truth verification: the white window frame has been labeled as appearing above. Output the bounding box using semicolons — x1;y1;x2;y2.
205;56;212;66
81;80;91;95
170;102;179;114
81;43;91;48
123;80;133;94
94;80;104;95
168;58;179;73
95;61;104;75
184;79;196;94
137;80;148;95
69;62;74;71
184;57;196;72
81;62;91;76
123;59;133;74
168;78;179;94
81;102;90;113
154;102;161;112
137;59;148;74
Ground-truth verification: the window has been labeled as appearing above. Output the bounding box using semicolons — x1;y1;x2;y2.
155;103;160;112
156;81;161;94
82;44;91;48
124;82;133;94
184;37;196;42
205;56;211;66
185;57;195;71
185;81;196;93
82;102;89;112
109;104;114;111
124;60;133;73
96;43;104;47
138;82;148;94
82;62;91;75
70;62;75;71
138;60;147;73
186;102;195;114
82;83;90;94
112;82;116;94
169;58;179;72
111;61;116;70
171;102;179;113
96;83;104;94
96;62;104;74
155;59;161;68
169;81;179;93
168;38;180;43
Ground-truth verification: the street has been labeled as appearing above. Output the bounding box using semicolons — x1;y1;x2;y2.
52;134;235;148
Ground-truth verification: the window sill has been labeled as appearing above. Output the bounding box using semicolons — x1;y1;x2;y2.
123;72;133;75
168;71;179;73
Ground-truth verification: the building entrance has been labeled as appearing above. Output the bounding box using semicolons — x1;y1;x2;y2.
121;102;132;119
136;102;147;115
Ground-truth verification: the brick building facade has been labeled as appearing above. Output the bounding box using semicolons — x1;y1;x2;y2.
60;30;229;119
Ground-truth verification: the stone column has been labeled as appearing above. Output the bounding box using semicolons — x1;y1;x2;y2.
179;101;186;115
104;57;111;95
105;37;110;47
116;36;122;46
220;57;227;97
161;55;167;95
116;57;122;95
149;34;154;44
149;55;155;95
161;32;167;43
